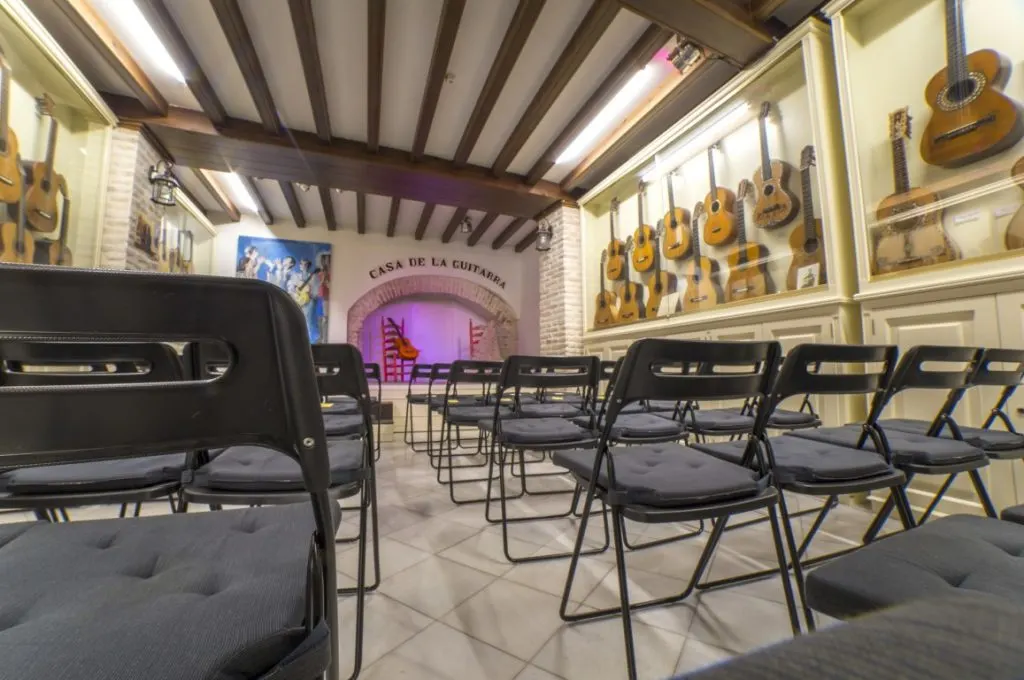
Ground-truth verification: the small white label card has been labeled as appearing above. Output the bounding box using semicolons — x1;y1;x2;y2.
796;263;820;289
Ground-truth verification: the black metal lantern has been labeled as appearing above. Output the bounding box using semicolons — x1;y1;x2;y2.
536;219;552;252
148;160;179;207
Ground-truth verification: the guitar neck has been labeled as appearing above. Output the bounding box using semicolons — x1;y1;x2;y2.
758;116;772;180
707;148;717;194
666;179;676;215
736;200;747;247
891;137;911;194
801;166;815;231
42;118;57;185
944;0;969;86
0;65;10;148
691;215;702;261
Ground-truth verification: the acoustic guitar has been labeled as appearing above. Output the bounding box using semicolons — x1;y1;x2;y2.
156;223;173;273
593;250;619;328
874;108;958;275
645;224;678;319
44;175;72;266
24;96;59;234
787;146;827;290
920;0;1023;169
0;212;33;264
385;317;420;360
0;52;21;204
682;201;722;312
752;102;798;230
660;170;690;260
702;143;736;246
616;236;645;323
725;180;772;302
1005;157;1024;250
631;181;656;273
605;198;626;281
179;229;195;274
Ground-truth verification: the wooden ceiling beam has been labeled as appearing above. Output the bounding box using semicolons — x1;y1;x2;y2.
386;197;400;237
525;24;671;184
490;0;618;175
414;203;436;240
279;181;306;227
211;0;281;133
366;0;386;153
514;228;539;252
288;0;331;141
491;217;527;249
440;207;470;243
466;213;499;246
53;0;167;115
240;175;273;225
195;169;241;222
751;0;789;21
412;0;466;161
453;0;545;166
135;0;225;124
318;186;336;231
356;192;367;234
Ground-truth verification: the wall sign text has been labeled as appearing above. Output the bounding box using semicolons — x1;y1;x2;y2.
368;257;507;289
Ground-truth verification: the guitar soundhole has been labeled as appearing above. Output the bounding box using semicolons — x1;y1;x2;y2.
710;201;721;213
949;79;977;103
938;72;985;110
763;184;774;197
804;238;819;254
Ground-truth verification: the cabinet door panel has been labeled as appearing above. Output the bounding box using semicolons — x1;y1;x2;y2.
762;316;844;425
995;292;1024;508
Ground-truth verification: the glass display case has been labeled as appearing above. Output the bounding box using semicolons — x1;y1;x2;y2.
159;194;215;276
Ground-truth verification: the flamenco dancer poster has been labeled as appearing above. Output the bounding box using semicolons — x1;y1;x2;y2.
235;235;332;343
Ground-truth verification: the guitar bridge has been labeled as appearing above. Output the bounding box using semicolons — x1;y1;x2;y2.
33;209;53;220
934;113;996;143
0;175;13;187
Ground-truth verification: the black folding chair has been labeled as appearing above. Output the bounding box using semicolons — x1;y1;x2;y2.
364;362;383;460
403;363;434;452
554;339;801;680
0;264;339;680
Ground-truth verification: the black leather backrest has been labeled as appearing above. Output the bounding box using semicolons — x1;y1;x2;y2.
1;340;183;385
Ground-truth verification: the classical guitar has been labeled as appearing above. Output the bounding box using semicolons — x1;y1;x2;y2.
385;317;420;360
661;170;691;260
874;108;958;275
45;175;72;266
605;198;626;281
593;250;619;328
1005;157;1024;250
156;223;173;273
752;102;798;230
293;268;322;307
0;52;21;204
725;180;772;302
645;224;678;318
702;143;736;246
920;0;1023;169
631;181;655;273
787;146;827;290
24;96;59;234
682;201;722;312
179;229;195;274
617;236;645;323
0;176;34;264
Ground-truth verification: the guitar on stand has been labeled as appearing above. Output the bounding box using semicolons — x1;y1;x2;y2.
702;142;736;246
616;236;645;323
752;102;798;229
645;224;678;318
725;180;772;302
661;170;690;260
605;198;626;281
631;182;655;273
24;95;59;234
0;51;21;204
682;201;722;312
385;317;420;361
593;250;619;328
787;146;827;290
1005;157;1024;250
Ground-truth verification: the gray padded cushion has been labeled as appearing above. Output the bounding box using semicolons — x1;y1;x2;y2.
691;437;892;485
494;418;594;445
196;440;364;491
0;504;324;680
320;396;360;415
322;413;364;437
544;393;584;405
646;400;680;413
789;425;986;466
1001;504;1024;524
880;418;1024;453
552;444;759;507
575;413;686;440
595;401;645;415
446;405;512;425
806;515;1024;620
768;409;820;428
1;454;187;494
685;409;756;433
519;402;586;419
488;394;538;405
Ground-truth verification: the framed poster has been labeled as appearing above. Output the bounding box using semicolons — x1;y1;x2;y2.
235;235;332;343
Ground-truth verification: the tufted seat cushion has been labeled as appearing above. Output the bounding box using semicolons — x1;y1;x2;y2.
684;409;756;434
487;393;539;406
880;418;1024;455
646;400;680;413
789;425;986;467
492;418;596;446
766;409;820;429
575;413;686;440
691;437;894;485
806;515;1024;620
0;503;330;680
322;413;364;437
552;444;760;507
195;440;365;491
1000;504;1024;524
0;454;187;494
320;396;361;415
445;405;512;426
544;393;585;405
519;402;587;419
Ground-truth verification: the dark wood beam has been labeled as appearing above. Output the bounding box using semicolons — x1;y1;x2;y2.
211;0;281;133
751;0;788;21
366;0;386;153
514;228;539;252
53;0;167;115
279;181;306;227
386;197;400;237
135;0;225;124
466;213;499;246
194;169;241;222
107;97;575;218
525;24;671;184
414;203;436;240
440;207;470;243
491;217;527;249
318;186;336;231
453;0;545;166
288;0;331;141
491;0;618;175
239;175;273;225
412;0;466;161
356;192;367;234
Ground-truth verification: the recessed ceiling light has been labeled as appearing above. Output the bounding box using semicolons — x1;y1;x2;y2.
222;172;258;212
108;0;186;84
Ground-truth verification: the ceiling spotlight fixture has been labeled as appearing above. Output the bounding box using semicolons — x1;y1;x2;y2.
148;160;179;206
536;220;552;252
668;39;703;75
460;217;473;234
297;183;311;192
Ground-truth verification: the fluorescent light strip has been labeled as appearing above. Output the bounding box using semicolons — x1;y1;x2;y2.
640;102;752;183
222;173;259;213
110;0;186;83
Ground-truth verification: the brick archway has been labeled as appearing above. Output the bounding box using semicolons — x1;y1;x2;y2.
346;275;518;359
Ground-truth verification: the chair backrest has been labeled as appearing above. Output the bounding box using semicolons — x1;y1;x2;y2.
972;349;1024;387
0;340;183;386
407;363;433;394
885;345;983;394
770;344;897;401
311;343;372;404
599;360;617;381
364;362;382;384
497;355;599;402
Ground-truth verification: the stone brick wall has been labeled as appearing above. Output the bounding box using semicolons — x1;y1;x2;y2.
539;203;584;356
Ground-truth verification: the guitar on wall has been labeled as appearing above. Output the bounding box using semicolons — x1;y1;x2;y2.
682;201;722;312
179;229;195;274
874;108;958;275
787;146;827;290
617;236;645;323
0;51;21;204
44;174;72;265
0;195;33;264
593;250;619;328
920;0;1023;169
631;182;655;273
661;170;691;260
156;223;173;273
1005;157;1024;250
725;180;772;302
702;142;736;247
605;198;626;281
752;102;798;230
385;317;420;360
645;224;678;318
24;95;59;234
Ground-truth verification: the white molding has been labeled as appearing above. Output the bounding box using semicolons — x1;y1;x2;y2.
821;0;859;18
175;189;217;237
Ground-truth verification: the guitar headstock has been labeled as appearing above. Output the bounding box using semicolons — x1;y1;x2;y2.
693;202;704;220
610;197;619;214
800;145;816;170
36;94;55;118
600;249;608;266
625;234;634;252
737;179;753;200
889;107;911;141
759;101;771;120
637;179;647;194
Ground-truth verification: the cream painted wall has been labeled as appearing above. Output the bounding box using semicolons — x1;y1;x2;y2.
212;215;541;354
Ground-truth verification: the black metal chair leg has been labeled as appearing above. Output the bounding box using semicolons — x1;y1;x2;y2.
118;504;128;518
775;491;815;632
610;507;638;680
863;471;914;543
766;504;803;636
133;502;142;517
916;475;957;524
969;469;999;517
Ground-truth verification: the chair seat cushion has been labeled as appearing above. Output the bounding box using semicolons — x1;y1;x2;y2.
768;409;820;429
320;397;360;415
790;425;986;467
196;441;364;491
486;393;538;406
646;400;680;413
1;454;187;494
0;504;325;680
494;418;595;445
880;418;1024;453
575;413;686;440
431;395;487;411
552;444;760;508
544;393;585;405
519;402;586;419
446;405;512;425
685;409;756;434
1000;504;1024;524
322;413;364;437
806;515;1024;620
691;437;893;485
